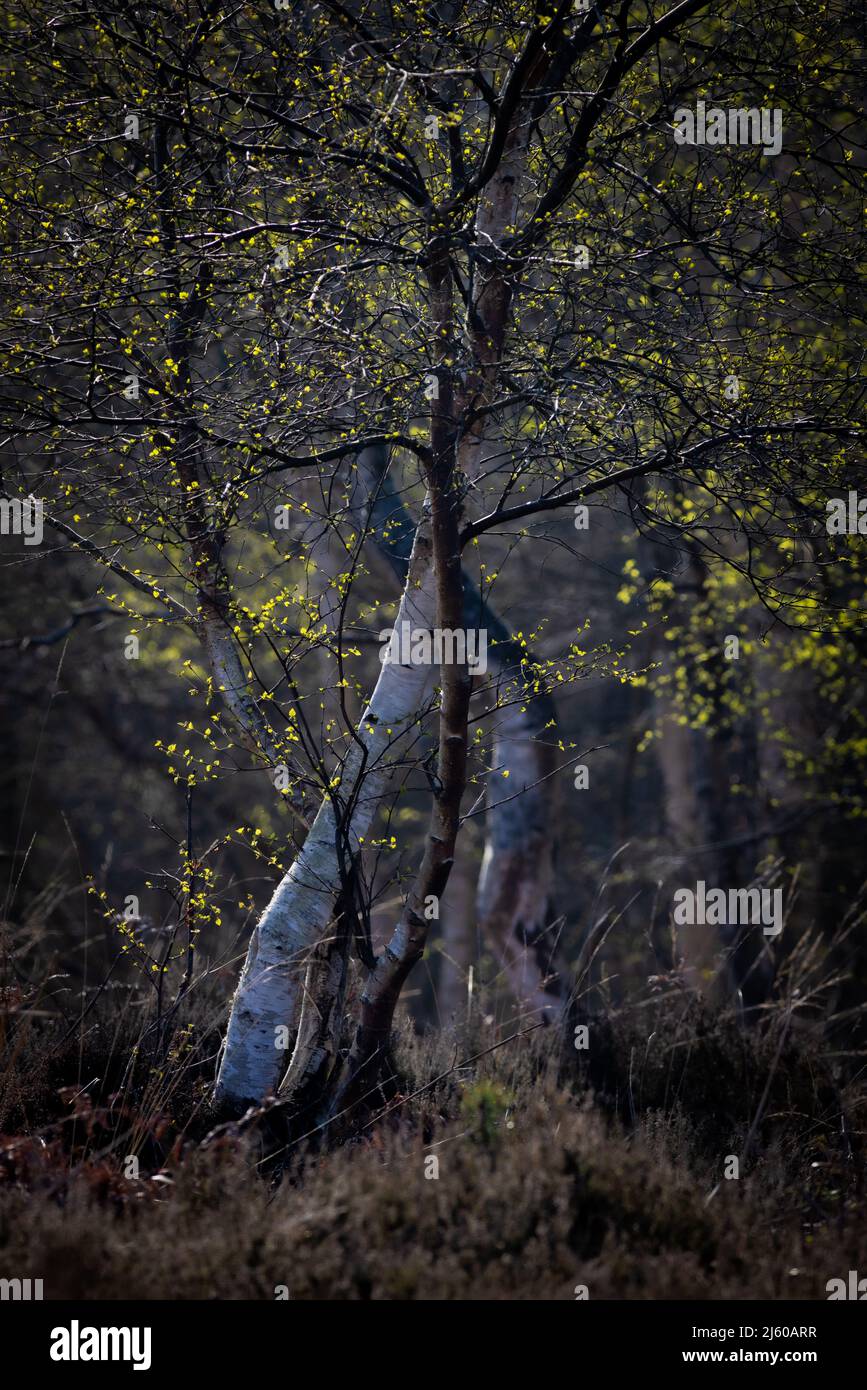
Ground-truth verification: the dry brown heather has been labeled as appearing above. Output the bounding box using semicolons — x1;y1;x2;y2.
0;987;864;1301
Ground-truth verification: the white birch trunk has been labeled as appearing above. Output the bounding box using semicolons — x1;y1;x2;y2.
274;490;368;1102
214;528;436;1109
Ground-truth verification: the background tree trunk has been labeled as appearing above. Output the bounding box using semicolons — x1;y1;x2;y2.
642;524;774;1012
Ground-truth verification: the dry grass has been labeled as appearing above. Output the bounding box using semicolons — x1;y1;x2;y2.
1;953;865;1299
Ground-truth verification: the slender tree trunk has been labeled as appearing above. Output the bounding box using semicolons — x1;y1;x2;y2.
325;229;472;1117
150;110;311;831
436;831;477;1019
359;447;566;1020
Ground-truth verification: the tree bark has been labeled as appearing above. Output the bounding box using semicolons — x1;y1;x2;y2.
214;526;437;1110
358;446;565;1021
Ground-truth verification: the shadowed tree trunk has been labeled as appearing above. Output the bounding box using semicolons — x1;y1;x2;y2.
435;829;478;1019
642;524;774;1013
356;446;566;1022
476;661;562;1019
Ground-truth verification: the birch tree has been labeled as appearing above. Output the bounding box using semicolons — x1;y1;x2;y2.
1;0;862;1120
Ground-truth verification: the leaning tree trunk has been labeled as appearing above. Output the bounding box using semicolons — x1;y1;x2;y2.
213;525;437;1110
271;491;367;1105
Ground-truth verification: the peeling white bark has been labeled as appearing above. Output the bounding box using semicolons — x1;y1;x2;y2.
214;529;437;1109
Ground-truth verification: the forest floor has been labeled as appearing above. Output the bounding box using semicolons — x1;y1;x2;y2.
1;981;865;1300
